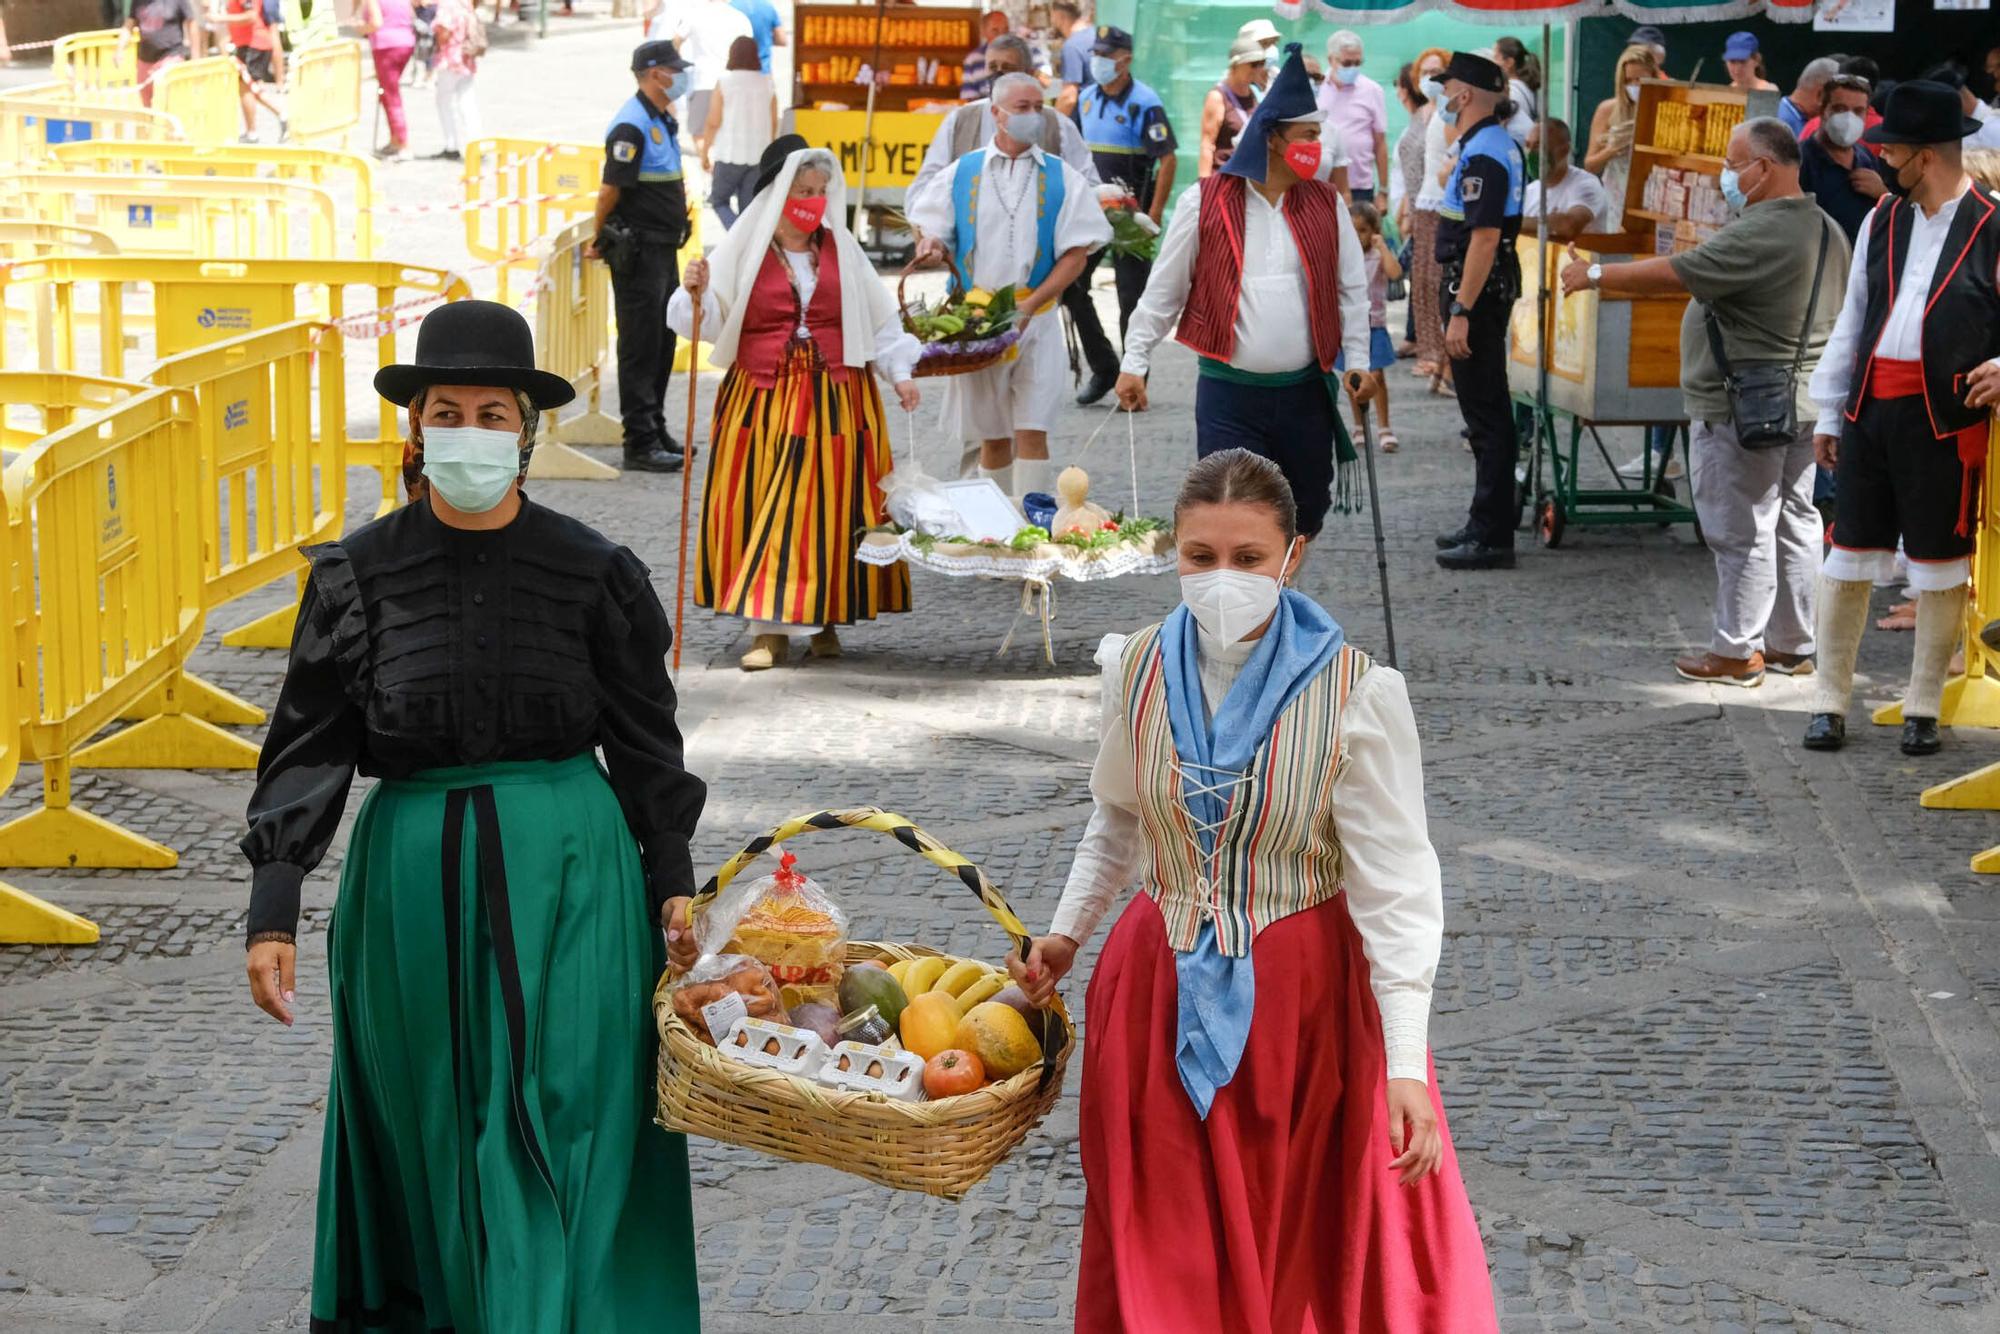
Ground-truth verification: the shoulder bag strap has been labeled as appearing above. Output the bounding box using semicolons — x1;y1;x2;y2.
1789;220;1834;380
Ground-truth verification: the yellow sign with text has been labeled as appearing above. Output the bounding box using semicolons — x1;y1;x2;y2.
793;109;952;192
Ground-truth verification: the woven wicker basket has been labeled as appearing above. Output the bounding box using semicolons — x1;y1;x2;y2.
654;807;1075;1200
897;267;1022;379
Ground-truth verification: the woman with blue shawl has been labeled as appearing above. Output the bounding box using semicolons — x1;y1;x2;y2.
1010;449;1494;1331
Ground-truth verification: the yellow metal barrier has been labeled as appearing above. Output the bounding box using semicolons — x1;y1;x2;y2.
464;137;602;304
526;218;620;480
0;172;337;261
0;87;183;166
0;371;146;451
0;220;119;259
155;57;245;149
287;40;365;150
77;321;345;770
0;256;471;589
0;387;213;868
0;485;102;943
51;29;141;107
51;141;381;257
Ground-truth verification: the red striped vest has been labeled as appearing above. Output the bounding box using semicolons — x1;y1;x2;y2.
736;230;847;386
1118;624;1372;956
1174;173;1346;373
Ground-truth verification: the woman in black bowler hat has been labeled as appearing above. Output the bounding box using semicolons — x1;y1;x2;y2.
241;299;707;1331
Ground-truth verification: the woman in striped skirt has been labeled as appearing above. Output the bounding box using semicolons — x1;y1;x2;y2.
670;136;920;671
1009;451;1496;1332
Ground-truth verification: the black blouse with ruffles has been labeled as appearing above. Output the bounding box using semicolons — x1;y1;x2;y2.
240;496;706;941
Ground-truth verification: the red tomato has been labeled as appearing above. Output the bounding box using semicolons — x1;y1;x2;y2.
923;1048;986;1099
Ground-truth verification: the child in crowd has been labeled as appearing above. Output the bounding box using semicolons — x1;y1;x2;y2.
1340;201;1403;452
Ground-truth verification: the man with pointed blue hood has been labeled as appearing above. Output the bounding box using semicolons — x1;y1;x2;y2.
1116;42;1374;539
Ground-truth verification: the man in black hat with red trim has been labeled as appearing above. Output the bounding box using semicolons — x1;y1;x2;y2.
1804;80;2000;756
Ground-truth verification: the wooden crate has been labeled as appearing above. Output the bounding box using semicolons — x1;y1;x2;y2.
1508;236;1689;424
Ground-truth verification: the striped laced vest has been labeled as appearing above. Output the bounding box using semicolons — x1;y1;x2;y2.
1118;623;1373;955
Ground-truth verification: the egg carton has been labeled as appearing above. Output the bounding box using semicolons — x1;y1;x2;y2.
717;1017;828;1079
816;1040;925;1101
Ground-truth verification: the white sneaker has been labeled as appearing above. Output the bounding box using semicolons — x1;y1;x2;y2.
1614;452;1684;481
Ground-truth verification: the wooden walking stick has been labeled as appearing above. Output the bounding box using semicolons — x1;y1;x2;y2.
673;296;702;672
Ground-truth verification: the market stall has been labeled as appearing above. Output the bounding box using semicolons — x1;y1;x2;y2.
1508;79;1774;547
792;2;981;215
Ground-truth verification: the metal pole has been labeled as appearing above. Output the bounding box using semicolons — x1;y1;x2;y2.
851;0;889;243
1535;22;1552;480
1355;399;1398;668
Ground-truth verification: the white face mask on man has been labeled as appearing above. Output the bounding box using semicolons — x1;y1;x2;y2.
1002;110;1044;147
1824;110;1865;148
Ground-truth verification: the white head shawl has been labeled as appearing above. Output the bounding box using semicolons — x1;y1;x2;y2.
698;146;899;371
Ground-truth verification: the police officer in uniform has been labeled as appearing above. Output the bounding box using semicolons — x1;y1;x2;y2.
1069;25;1177;406
1432;50;1525;572
589;40;694;474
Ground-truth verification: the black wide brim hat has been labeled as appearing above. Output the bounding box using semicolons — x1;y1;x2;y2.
753;132;813;200
374;299;576;410
1863;79;1983;146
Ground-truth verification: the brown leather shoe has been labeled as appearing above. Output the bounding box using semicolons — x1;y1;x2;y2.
1764;650;1815;676
1674;650;1765;686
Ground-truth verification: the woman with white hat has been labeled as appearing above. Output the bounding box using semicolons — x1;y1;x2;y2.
672;136;922;671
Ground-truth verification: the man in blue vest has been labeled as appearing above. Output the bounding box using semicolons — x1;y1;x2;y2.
1069;25;1177;407
1432;50;1525;572
587;40;694;474
908;71;1113;502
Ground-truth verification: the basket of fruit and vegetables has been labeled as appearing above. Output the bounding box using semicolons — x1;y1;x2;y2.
899;270;1025;379
653;807;1074;1200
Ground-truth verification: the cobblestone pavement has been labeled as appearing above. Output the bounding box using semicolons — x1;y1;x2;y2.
7;26;2000;1334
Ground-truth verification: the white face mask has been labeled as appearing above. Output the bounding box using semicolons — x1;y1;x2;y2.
1334;64;1361;87
1002;110;1044;147
420;425;523;514
1825;110;1864;148
1419;76;1444;103
1625;82;1641;102
1181;556;1291;644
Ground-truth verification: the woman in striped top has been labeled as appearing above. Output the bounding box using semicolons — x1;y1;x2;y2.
1010;450;1494;1332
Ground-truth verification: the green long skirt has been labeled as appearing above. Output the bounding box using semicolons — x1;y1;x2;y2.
311;755;699;1333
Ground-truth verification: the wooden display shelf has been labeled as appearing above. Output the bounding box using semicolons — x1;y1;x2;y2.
1633;147;1726;169
1614;80;1775;235
794;2;983;111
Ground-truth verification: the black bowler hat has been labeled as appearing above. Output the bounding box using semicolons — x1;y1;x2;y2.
1442;51;1505;95
753;133;814;199
1092;25;1132;55
632;39;690;74
1863;79;1982;146
374;300;576;409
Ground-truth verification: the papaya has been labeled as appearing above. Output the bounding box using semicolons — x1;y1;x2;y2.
902;956;949;997
953;972;1006;1015
957;1001;1041;1079
934;960;987;997
991;985;1051;1043
899;990;962;1061
838;965;909;1032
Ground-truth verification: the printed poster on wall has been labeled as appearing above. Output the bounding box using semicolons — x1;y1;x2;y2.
1931;0;1988;11
1814;0;1896;30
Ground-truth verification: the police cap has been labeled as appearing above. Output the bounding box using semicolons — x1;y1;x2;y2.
632;40;691;74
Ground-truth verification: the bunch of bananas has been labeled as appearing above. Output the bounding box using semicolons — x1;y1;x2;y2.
888;954;1008;1015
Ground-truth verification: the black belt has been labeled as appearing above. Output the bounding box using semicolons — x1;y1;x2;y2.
441;786;557;1196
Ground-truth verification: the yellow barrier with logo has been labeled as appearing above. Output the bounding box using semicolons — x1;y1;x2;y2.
287;40;365;150
526;218;620;480
155;57;246;149
0;386;214;868
51;141;380;257
0;254;471;539
0;86;183;166
0;371;146;450
465;137;602;304
0;173;337;261
0;482;103;943
75;321;346;771
51;30;141;107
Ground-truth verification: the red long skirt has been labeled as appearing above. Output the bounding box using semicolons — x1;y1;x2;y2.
1076;894;1497;1334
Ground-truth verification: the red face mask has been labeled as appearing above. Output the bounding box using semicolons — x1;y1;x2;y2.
1281;138;1322;180
783;194;829;233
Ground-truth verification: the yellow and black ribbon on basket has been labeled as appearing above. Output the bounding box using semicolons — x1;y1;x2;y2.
693;807;1065;1090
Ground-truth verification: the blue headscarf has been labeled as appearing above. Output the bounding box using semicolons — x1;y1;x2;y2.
1221;42;1326;185
1156;588;1343;1116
